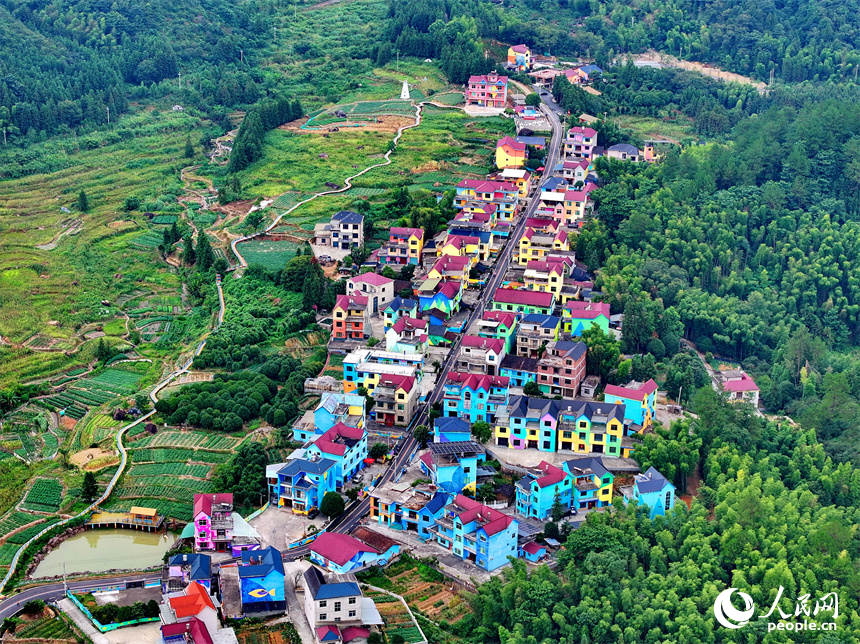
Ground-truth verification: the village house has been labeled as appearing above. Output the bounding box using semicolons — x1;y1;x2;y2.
304;422;368;486
491;288;556;317
536;340;587;398
443;371;510;424
515;461;571;520
604;379;658;432
559;186;597;226
383;296;419;329
498;167;532;198
517;226;570;265
162;553;212;594
190;493;260;555
416;279;462;319
563;456;615;512
517;135;546;150
378;227;424;266
428;255;472;284
562;301;610;336
420;441;488;495
342;348;424;394
565;64;603;84
332;294;369;340
454;179;519;222
606;143;642;162
621;467;676;519
370;481;450;537
475;310;518;353
528;68;565;88
523;259;566;296
713;370;760;406
237;547;286;614
507;44;532;71
385;316;428;354
313;211;364;249
466;73;508;108
161;581;236;644
310;531;400;574
516;313;561;357
429;494;518;572
292;392;366;444
303;565;382;642
369;373;419;427
446;227;495;261
267;456;337;514
346;273;394;314
500;354;540;389
434;416;472;443
554;158;590;183
495;136;527;169
456;335;508;376
564;127;597;159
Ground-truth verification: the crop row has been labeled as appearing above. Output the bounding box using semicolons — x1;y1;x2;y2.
7;518;61;544
117;482;211;503
105;498;192;521
132;448;231;464
122;476;213;494
133;431;239;450
0;511;40;538
127;462;211;478
88;368;143;389
22;479;63;512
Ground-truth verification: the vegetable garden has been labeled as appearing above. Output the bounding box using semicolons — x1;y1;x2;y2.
131;430;241;450
22;479;64;512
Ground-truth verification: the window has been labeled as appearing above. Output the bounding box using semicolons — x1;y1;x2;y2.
320;601;327;608
320;614;327;621
349;610;356;617
335;617;341;622
348;597;356;605
543;441;550;449
334;602;341;612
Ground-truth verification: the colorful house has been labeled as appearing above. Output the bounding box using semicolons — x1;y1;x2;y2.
239;547;286;614
536;340;587;398
429;494;518;571
300;393;366;443
517;227;569;265
378;227;424;266
310;531;400;573
333;294;369;340
499;168;532;198
554;158;590;183
475;310;518;353
304;422;368;486
621;466;675;519
447;228;494;261
454;179;519;222
420;441;486;495
565;64;602;84
347;273;394;315
496;136;527;169
515;461;571;519
162;582;221;643
560;188;595;226
500;355;540;388
507;44;532;71
370;481;450;537
541;177;569;193
516;313;560;357
562;301;610;336
385;317;428;354
342;349;424;394
434;417;472;443
491;288;556;316
456;335;507;376
417;280;462;319
520;542;548;562
564;127;597;159
604;379;658;432
162;554;212;594
524;260;566;296
383;296;419;329
563;456;614;511
267;457;337;514
428;255;471;284
191;493;261;555
370;373;418;427
466;73;508;109
443;372;510;424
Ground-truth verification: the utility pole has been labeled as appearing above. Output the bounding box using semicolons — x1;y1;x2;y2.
178;71;182;88
396;50;400;73
106;106;110;125
240;49;244;63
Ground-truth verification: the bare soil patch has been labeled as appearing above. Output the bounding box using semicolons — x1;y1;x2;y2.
70;447;115;468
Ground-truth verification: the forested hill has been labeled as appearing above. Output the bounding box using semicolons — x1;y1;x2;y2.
0;0;273;141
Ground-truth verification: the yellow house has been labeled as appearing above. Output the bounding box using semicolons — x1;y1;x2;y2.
428;255;471;284
495;136;527;169
436;233;482;259
517;227;570;266
500;168;532;198
524;260;566;296
507;44;532;71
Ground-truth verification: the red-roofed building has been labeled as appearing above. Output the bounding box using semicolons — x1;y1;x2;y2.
443;371;510;424
604;379;658;446
429;255;471;283
466;73;508;109
563;301;610;336
456;335;508;376
564;126;597;160
305;422;368;485
192;494;233;552
520;541;548;562
372;373;419;427
714;371;760;407
310;531;400;574
455;179;519;222
347;273;394;314
491;287;556;316
162;582;220;643
516;225;570;266
386;317;428;355
430;494;518;570
515;461;572;520
507;44;532;71
379;227;424;266
496;136;527;169
333;294;370;340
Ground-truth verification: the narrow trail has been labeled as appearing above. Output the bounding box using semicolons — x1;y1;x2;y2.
230;100;463;267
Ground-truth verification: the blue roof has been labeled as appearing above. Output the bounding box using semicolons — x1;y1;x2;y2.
332;210;363;224
168;553;211;581
278;457;336;477
423;491;450;515
516;136;546;146
542;177;567;191
448;228;492;243
240;546;284;578
636;466;673;493
579;64;602;74
315;582;361;599
386;296;417;312
435;417;471;435
521;313;560;329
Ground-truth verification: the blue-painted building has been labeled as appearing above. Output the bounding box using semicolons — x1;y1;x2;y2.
370;483;450;538
430;494;518;571
563;456;615;511
622;466;676;519
515;460;571;519
499;355;540;388
433;417;472;443
162;553;211;593
267;457;337;514
442;372;510;424
295;393;366;443
384;297;419;330
604;378;658;434
520;542;548;562
310;530;401;574
239;546;286;614
304;422;367;487
419;441;486;495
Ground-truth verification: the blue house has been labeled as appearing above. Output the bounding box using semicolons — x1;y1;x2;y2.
384;297;419;329
310;530;401;573
267;457;337;514
500;355;540;388
297;393;366;443
434;417;471;443
370;483;450;538
304;422;367;487
431;494;518;571
520;542;547;562
540;177;568;193
563;456;615;511
419;441;486;495
443;372;510;424
162;553;211;593
515;460;571;519
621;466;676;519
239;546;286;614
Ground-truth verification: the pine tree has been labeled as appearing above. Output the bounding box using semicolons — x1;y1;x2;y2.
183;235;196;265
95;338;111;363
196;233;215;271
81;471;98;501
76;190;90;212
184;135;194;158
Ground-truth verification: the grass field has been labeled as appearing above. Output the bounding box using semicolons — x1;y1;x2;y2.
612;114;697;143
236;239;303;271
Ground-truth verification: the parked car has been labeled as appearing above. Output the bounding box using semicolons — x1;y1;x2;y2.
307;509;319;519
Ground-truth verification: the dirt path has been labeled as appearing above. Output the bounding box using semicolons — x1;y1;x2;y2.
35;219;82;251
630;50;767;92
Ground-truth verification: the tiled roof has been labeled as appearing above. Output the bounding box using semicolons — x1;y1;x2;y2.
451;494;514;537
390;227;423;239
342;627;371;642
377;373;416;393
521;313;560;329
461;335;505;353
193;493;232;519
169;582;215;619
635;466;673;493
160;618;213;644
564;190;592;202
511;44;529;53
468;74;509;84
604;378;659;402
534;461;567;488
568;126;597;137
278;457;337;477
456;179;518;192
434;417;471;435
481;310;517;327
311;423;365;457
351;272;394;287
432;255;470;273
522;541;545;555
493;288;554;307
386;296;417;312
525;259;565;274
311;532;379;566
564;301;610;319
352;526;398;553
438;281;462;300
564;456;609;479
722;373;759;392
332;211;363;224
497;136;526;152
391;316;427;334
335;294;369;311
317;625;341;642
239;546;284;578
445;371;510;391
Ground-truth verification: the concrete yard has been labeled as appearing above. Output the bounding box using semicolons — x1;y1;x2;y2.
249;504;327;549
486;445;640;471
92;585;163;608
104;621;162;644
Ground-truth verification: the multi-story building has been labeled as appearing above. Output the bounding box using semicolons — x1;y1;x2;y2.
191;493;261;555
466;73;508;109
161;582;225;644
607;143;642;162
313;211;364;249
304;422;368;486
554;158;590;184
417;279;462;320
517;226;569;265
515;461;571;519
563;456;614;511
371;373;418;427
429;494;518;571
498;168;532;198
475;310;518;353
516;314;561;357
428;255;471;284
494;397;629;456
495;136;527;168
347;273;394;315
378;227;424;266
162;553;212;594
419;441;487;494
524;260;566;296
370;482;450;537
566;64;603;83
342;349;423;393
383;296;419;329
454;180;519;222
562;301;610;336
238;547;286;614
507;44;532;71
303;566;367;636
491;288;556;317
713;370;760;407
385;317;428;354
456;335;507;376
541;177;568;193
443;372;510;424
620;466;676;519
447;228;494;261
564;127;597;160
266;456;337;514
536;340;587;398
604;379;658;431
559;187;597;226
293;392;366;444
310;531;400;574
500;355;540;389
332;294;369;340
434;417;472;443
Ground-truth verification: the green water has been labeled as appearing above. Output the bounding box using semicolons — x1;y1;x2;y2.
33;529;176;578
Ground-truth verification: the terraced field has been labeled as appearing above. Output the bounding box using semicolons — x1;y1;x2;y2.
131;430;241;450
22;478;64;513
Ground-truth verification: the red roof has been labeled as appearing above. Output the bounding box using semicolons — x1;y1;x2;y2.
564;301;610;319
342;627;371;642
169;582;215;619
390;227;423;240
534;461;567;488
723;374;759;392
312;422;366;457
604;379;658;402
522;542;545;555
316;625;341;642
524;217;559;232
391;317;427;334
562;159;590;170
569;126;597;137
497;136;526;152
481;310;517;327
457;179;518;193
311;532;378;566
193;493;232;519
351;272;394;287
432;255;470;273
377;373;416;393
563;190;592;203
420;452;434;469
335;294;369;311
468;74;509;84
493;288;554;307
451;494;514;536
526;260;565;274
461;335;505;354
161;618;213;644
446;371;509;391
438;281;462;300
511;44;529;54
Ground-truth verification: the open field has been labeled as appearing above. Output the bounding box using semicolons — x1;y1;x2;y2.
237;239;304;272
613;114;697;144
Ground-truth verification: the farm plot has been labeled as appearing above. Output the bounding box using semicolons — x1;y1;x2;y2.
127;462;211;478
6;517;61;544
15;615;78;641
132;448;231;464
0;511;42;540
22;479;63;513
131;230;163;247
270;192;309;210
131;430;241;450
364;590;423;644
237;239;302;271
151;215;178;224
104;498;192;521
117;481;212;503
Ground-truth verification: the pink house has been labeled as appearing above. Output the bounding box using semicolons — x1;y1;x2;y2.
564;127;597;160
716;371;760;407
192;493;260;555
466;73;508;108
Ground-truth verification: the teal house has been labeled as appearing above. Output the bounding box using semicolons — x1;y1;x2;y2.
384;297;419;329
562;301;610;336
621;466;676;519
476;310;518;353
419;441;486;495
491;288;555;317
515;460;571;519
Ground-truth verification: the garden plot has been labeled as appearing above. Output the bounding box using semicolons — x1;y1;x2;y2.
104;498;191;521
127;462;212;478
237;238;302;271
132;447;232;464
22;478;63;513
0;511;43;540
364;590;424;644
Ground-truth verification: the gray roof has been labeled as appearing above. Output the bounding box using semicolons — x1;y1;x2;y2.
608;143;640;155
563;456;609;479
505;396;626;423
332;210;364;224
500;354;540;373
550;340;587;361
635;466;673;493
304;567;361;600
278;457;337;476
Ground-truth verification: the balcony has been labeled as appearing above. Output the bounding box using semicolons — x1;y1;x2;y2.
576;481;599;493
210;518;233;530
